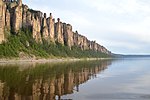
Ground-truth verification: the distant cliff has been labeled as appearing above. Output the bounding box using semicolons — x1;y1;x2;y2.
0;0;111;58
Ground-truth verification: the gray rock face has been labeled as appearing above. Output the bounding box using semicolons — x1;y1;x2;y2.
0;0;111;55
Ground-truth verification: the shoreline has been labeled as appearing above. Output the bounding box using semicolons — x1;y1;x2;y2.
0;57;112;64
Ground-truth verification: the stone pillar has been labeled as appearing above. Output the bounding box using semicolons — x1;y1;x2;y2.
47;13;55;43
73;31;78;46
12;0;22;34
22;5;28;28
63;23;74;49
91;41;98;51
0;0;6;43
32;17;42;43
77;35;84;50
42;13;49;40
5;9;10;31
55;18;64;45
86;40;91;50
83;37;88;50
26;11;32;28
18;0;22;6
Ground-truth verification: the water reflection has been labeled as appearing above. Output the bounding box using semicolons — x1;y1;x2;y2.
0;60;112;100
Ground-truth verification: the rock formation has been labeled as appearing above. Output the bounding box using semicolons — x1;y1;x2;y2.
0;0;111;55
55;18;64;45
73;31;79;46
12;0;22;34
0;0;5;43
42;13;49;41
47;13;55;43
32;16;42;43
5;9;10;30
63;23;74;49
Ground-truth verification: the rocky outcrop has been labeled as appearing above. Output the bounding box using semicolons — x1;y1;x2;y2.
32;16;42;43
0;0;6;43
82;36;89;50
55;18;64;45
63;23;74;49
22;5;28;28
47;13;55;43
5;9;10;30
0;0;111;55
12;0;22;33
42;13;49;41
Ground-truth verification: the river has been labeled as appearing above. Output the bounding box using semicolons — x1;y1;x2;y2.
0;58;150;100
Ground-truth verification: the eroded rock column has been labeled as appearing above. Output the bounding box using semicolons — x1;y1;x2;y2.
63;23;74;49
55;18;64;45
42;13;49;41
47;13;55;43
12;0;22;34
0;0;6;43
5;9;10;31
32;16;42;43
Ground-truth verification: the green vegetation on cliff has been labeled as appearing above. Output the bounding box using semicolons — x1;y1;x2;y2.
0;30;110;58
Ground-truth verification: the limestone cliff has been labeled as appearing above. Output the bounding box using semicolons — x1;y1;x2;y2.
0;0;111;55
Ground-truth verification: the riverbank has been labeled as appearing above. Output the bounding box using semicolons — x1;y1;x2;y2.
0;57;112;64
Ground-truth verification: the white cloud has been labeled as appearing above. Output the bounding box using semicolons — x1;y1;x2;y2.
23;0;150;54
115;16;150;43
83;0;150;14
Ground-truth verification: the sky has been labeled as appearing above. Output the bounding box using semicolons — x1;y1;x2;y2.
23;0;150;55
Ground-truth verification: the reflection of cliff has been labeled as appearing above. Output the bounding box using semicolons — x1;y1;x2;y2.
0;60;112;100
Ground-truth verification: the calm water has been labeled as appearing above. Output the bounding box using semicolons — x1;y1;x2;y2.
0;58;150;100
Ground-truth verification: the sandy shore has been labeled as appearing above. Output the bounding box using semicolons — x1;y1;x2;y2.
0;57;111;64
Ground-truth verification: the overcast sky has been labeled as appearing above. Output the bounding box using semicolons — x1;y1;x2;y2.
23;0;150;55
